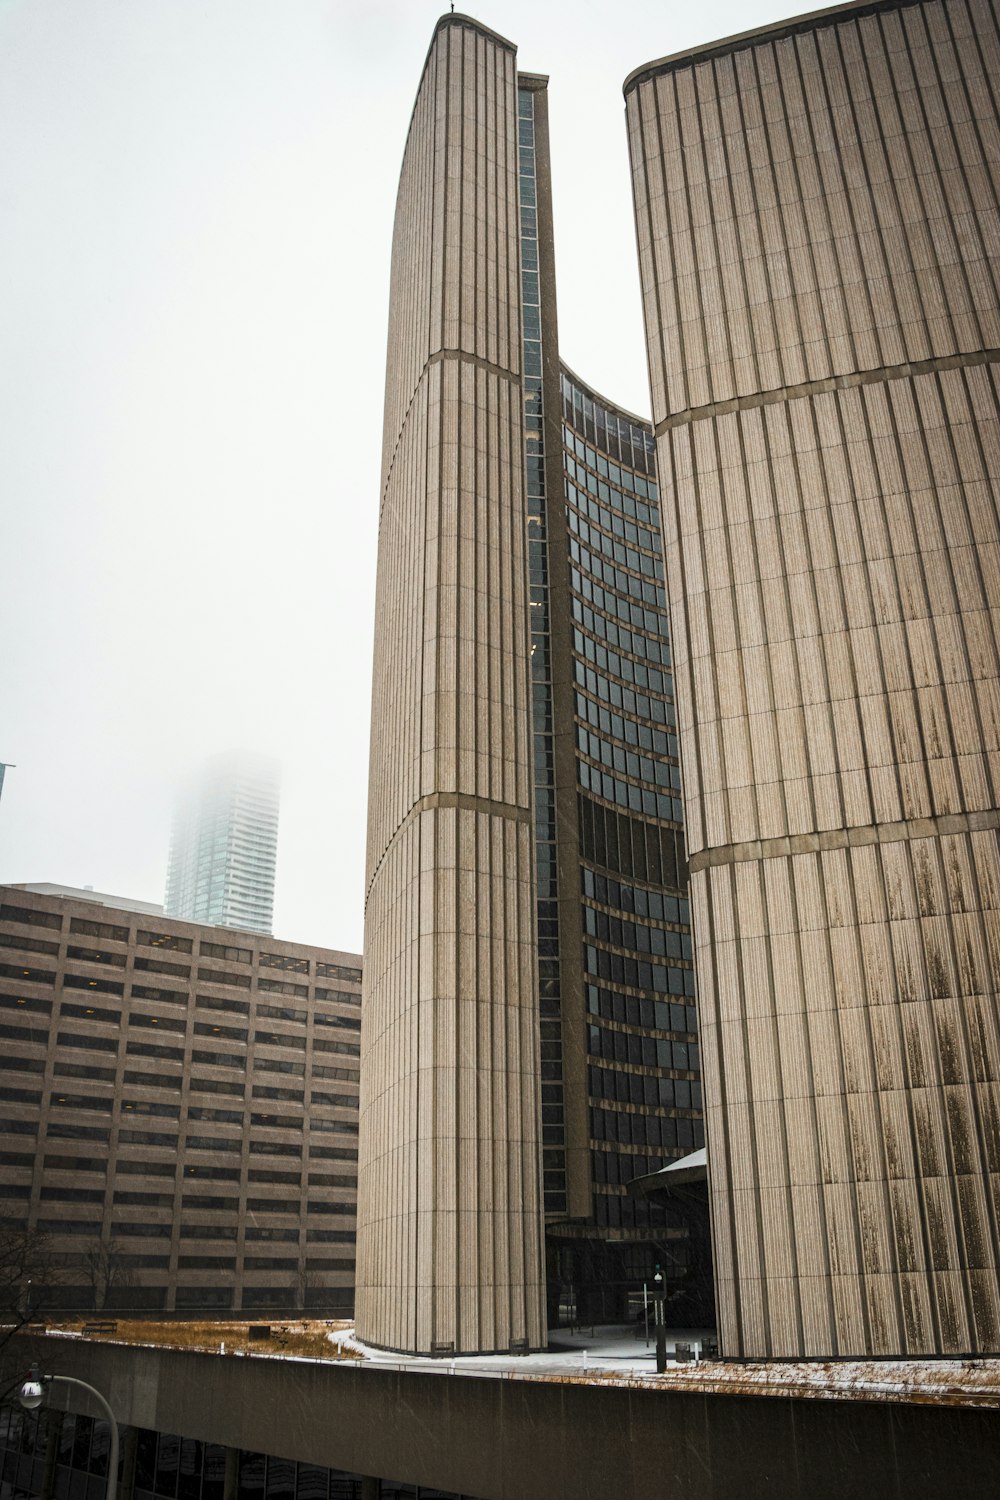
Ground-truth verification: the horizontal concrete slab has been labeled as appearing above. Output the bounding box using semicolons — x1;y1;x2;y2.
12;1332;1000;1500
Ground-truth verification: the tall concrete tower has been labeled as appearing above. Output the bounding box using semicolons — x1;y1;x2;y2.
627;0;1000;1357
358;12;711;1355
356;14;547;1355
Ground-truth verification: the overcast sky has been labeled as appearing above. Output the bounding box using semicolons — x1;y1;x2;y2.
0;0;833;951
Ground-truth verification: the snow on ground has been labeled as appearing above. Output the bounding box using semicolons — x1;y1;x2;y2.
344;1323;1000;1407
29;1320;1000;1407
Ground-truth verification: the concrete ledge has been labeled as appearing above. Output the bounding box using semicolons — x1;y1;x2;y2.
12;1332;1000;1500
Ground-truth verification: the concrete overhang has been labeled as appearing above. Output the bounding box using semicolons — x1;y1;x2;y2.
628;1145;708;1198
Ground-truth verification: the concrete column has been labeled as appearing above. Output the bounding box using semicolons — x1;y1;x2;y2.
118;1426;139;1500
39;1412;61;1500
223;1446;239;1500
356;12;546;1357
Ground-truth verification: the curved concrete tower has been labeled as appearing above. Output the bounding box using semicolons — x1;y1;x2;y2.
356;13;546;1354
627;0;1000;1357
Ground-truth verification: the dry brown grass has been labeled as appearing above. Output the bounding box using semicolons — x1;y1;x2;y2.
48;1317;361;1361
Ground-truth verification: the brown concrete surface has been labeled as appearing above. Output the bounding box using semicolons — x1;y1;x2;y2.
357;11;546;1355
627;0;1000;1359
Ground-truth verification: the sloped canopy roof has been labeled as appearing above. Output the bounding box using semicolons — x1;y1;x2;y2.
627;1146;707;1197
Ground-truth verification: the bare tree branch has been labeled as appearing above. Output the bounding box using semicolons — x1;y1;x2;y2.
81;1239;135;1312
0;1208;60;1368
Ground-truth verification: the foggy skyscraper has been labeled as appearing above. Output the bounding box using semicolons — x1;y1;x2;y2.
165;751;280;935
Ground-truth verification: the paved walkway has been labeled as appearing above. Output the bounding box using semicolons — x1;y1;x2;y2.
339;1322;716;1378
337;1325;1000;1407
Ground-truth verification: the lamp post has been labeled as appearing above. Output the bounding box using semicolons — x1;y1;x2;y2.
19;1368;119;1500
652;1266;667;1374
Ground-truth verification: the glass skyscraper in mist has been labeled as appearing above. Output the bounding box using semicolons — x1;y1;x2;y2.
165;751;280;935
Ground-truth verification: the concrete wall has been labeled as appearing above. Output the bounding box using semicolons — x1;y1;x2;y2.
13;1333;1000;1500
626;0;1000;1357
357;14;546;1355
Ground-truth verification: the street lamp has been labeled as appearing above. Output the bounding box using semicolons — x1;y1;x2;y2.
18;1367;119;1500
652;1266;667;1374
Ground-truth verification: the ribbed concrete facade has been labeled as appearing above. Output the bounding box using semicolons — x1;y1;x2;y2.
357;14;546;1354
627;0;1000;1357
